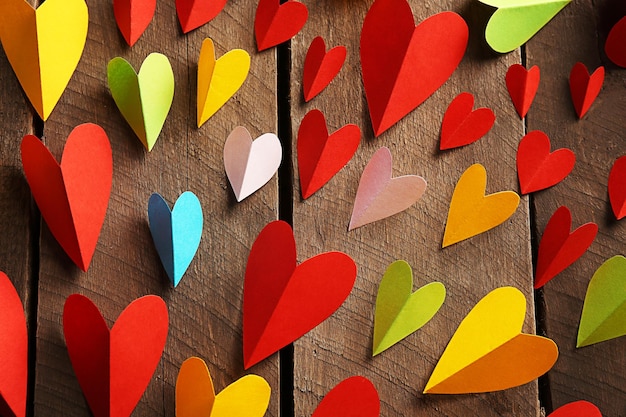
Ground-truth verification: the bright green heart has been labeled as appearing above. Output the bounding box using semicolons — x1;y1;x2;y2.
373;260;446;356
577;255;626;347
481;0;571;53
108;53;174;151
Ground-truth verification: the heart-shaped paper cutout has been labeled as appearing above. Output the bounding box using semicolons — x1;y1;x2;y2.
311;376;380;417
443;164;520;247
298;109;360;199
244;220;356;369
176;0;227;33
373;260;445;356
361;1;468;137
113;0;155;46
440;92;495;150
148;191;203;287
609;155;626;220
534;206;597;289
606;17;626;68
517;130;575;194
577;255;626;347
176;357;270;417
569;62;604;119
0;273;27;417
21;124;112;271
254;0;308;51
349;147;427;231
108;53;175;151
548;400;602;417
303;36;347;102
0;0;88;120
506;64;540;118
424;287;558;394
197;38;250;128
63;294;168;417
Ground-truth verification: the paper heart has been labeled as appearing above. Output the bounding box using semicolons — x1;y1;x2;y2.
577;255;626;347
148;192;203;287
608;156;626;220
506;64;540;118
517;130;575;194
176;357;270;417
0;273;27;417
21;124;112;271
480;0;571;53
361;0;468;137
534;206;597;289
176;0;227;33
443;163;520;247
113;0;155;46
569;62;604;119
63;294;168;417
254;0;308;51
373;260;445;356
311;376;380;417
244;220;356;369
424;287;558;394
297;109;360;199
548;401;602;417
303;36;347;102
606;16;626;68
108;53;175;151
197;38;250;128
0;0;88;120
440;92;495;150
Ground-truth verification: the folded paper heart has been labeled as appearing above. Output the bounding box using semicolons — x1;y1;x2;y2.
424;286;558;394
569;62;604;119
605;16;626;68
63;294;168;417
21;124;112;271
440;92;495;150
608;156;626;220
360;0;468;136
548;400;602;417
311;376;380;417
0;0;88;120
113;0;155;46
108;53;175;151
303;36;347;102
373;260;445;356
244;220;356;369
254;0;308;51
177;0;227;33
506;64;540;118
176;357;270;417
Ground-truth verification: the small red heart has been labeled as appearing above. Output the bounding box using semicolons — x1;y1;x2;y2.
176;0;227;34
254;0;308;51
311;376;380;417
548;400;602;417
440;92;495;150
534;206;597;289
113;0;156;46
63;294;168;417
608;155;626;220
569;62;604;119
516;130;575;194
297;109;360;199
243;221;356;369
303;36;346;102
21;124;112;271
506;64;540;119
606;16;626;68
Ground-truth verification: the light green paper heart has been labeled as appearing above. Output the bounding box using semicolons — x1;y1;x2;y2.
108;53;174;151
373;260;446;356
480;0;571;53
577;255;626;347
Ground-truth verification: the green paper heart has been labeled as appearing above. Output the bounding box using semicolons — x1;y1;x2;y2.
373;260;446;356
107;53;174;151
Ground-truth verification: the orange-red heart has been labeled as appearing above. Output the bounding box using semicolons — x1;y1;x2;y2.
176;0;227;33
440;92;495;150
254;0;308;51
569;62;604;119
605;16;626;68
609;155;626;220
506;64;540;119
303;36;346;102
113;0;155;46
548;400;602;417
311;376;380;417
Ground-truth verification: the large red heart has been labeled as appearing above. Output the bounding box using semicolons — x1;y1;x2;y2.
360;0;468;137
506;64;540;119
297;109;360;199
440;92;495;150
605;16;626;68
176;0;227;34
303;36;346;102
548;400;602;417
243;220;356;369
609;155;626;220
63;294;168;417
254;0;308;51
21;123;112;271
516;130;575;194
534;206;597;289
569;62;604;119
113;0;156;46
311;376;380;417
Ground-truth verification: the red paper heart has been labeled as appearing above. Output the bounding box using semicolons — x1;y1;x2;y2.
534;206;597;289
606;16;626;68
0;272;27;417
254;0;308;51
569;62;604;119
440;92;495;150
176;0;227;33
516;130;575;194
21;124;112;271
311;376;380;417
360;0;468;137
506;64;540;119
243;220;356;369
63;294;168;417
548;400;602;417
609;155;626;220
303;36;346;102
113;0;156;46
297;109;360;199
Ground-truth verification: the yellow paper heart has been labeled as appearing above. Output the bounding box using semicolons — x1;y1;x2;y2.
197;38;251;127
0;0;88;121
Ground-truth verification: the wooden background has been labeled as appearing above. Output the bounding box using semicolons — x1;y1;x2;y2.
0;0;624;416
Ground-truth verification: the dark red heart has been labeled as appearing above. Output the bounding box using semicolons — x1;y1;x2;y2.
506;64;540;119
440;92;495;150
548;400;602;417
254;0;308;51
113;0;156;46
605;16;626;68
311;376;380;417
609;155;626;220
569;62;604;119
176;0;227;33
303;36;346;102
